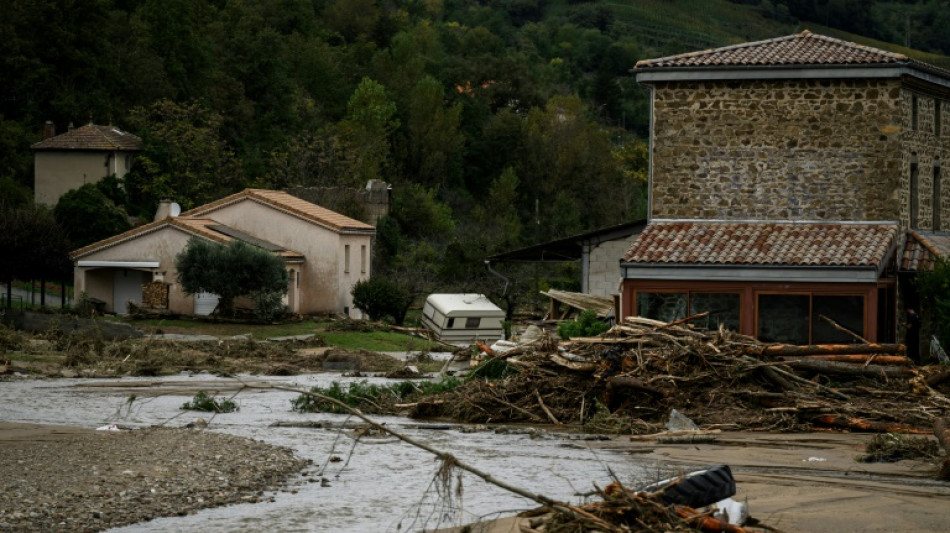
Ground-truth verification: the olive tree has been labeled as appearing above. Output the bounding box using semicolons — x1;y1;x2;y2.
175;238;288;319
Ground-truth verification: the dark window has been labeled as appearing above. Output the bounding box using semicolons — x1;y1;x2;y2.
758;294;810;344
911;153;919;228
637;292;687;323
937;100;943;137
912;94;919;131
689;293;741;331
465;317;481;328
447;318;455;328
936;161;943;231
812;295;865;343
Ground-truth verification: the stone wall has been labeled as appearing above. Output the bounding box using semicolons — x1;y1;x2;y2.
900;93;950;230
587;240;630;297
650;78;905;221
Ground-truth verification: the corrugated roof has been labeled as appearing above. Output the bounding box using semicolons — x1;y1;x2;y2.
622;220;899;269
31;123;143;151
634;30;947;78
900;231;950;272
182;189;376;233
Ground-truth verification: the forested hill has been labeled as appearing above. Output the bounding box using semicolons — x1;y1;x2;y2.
2;0;948;291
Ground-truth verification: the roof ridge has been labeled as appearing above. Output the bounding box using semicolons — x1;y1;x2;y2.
635;32;801;69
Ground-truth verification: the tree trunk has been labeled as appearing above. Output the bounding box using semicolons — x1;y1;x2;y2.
752;343;905;357
783;359;912;379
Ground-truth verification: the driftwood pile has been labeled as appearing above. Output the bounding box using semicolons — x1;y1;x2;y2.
412;315;950;434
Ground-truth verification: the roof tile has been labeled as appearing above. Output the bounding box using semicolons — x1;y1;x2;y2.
31;123;142;151
622;220;899;269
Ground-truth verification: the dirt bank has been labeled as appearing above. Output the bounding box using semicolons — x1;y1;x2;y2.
0;423;308;532
437;431;950;533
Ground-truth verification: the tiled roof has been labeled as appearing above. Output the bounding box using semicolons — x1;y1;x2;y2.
71;217;304;260
182;189;376;233
31;123;143;151
635;30;941;74
900;231;950;272
622;220;899;268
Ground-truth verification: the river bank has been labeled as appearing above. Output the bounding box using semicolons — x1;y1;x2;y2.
0;422;307;532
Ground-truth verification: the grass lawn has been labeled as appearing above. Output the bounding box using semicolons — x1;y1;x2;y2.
122;317;443;352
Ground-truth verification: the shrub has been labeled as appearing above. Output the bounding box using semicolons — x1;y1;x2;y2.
351;278;411;325
557;309;610;340
292;377;462;414
181;391;238;413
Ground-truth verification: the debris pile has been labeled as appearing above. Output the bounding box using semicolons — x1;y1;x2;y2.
412;316;950;433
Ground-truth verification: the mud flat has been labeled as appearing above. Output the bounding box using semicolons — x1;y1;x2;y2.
0;423;307;532
440;431;950;533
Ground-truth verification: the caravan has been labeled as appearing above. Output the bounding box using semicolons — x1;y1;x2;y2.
420;294;505;345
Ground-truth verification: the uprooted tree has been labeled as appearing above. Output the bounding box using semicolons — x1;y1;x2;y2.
175;238;288;319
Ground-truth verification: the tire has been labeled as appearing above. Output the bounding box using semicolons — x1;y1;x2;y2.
640;465;736;509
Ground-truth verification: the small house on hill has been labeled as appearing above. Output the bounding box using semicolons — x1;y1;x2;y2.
71;189;375;316
31;122;143;206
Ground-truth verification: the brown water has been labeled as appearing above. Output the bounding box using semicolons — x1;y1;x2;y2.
0;374;649;532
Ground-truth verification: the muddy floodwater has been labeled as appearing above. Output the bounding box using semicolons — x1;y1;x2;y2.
0;374;650;532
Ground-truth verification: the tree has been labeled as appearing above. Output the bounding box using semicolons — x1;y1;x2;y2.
404;76;465;190
175;238;288;319
54;182;131;249
351;278;412;325
127;99;245;212
914;256;950;355
0;203;70;307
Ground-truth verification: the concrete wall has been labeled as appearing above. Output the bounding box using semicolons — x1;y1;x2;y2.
34;150;134;206
649;78;906;221
586;240;629;297
200;199;373;316
73;227;195;314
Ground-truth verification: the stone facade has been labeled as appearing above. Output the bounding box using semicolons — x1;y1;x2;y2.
900;93;950;230
649;78;950;227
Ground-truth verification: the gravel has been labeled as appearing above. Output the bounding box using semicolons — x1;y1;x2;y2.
0;427;308;532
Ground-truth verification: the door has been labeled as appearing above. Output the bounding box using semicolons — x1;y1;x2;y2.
113;270;144;315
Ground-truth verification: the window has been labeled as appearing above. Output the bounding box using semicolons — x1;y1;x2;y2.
465;317;481;328
447;317;455;328
936;159;943;231
758;294;810;344
636;291;740;330
360;245;367;273
912;94;919;131
757;293;865;344
344;244;350;273
937;100;943;137
910;153;919;228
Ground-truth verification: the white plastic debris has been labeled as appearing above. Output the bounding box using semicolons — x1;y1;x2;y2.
666;408;700;431
96;423;120;431
713;497;748;526
804;456;827;462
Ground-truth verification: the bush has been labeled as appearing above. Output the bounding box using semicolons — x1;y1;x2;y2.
351;278;411;325
291;377;462;414
557;309;610;340
181;391;238;413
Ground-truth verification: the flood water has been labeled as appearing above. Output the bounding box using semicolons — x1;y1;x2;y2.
0;374;652;532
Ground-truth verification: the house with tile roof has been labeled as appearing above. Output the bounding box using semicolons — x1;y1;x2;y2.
31;122;143;206
621;31;950;345
71;189;375;317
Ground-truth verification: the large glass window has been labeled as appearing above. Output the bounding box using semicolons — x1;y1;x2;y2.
637;291;740;331
758;294;810;344
637;292;687;323
812;295;865;343
757;293;865;344
690;293;741;332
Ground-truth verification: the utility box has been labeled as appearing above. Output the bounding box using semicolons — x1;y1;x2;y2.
420;293;505;345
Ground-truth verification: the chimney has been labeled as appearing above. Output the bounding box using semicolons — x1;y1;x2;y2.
43;121;55;139
154;199;172;221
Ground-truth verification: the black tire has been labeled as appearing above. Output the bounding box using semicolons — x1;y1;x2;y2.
640;465;736;509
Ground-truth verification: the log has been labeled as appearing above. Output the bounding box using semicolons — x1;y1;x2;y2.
811;415;930;434
783;359;913;379
606;376;671;397
675;507;747;533
934;418;950;454
752;343;905;357
784;354;913;366
925;369;950;388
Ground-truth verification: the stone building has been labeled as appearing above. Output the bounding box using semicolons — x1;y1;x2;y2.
619;31;950;346
635;30;949;228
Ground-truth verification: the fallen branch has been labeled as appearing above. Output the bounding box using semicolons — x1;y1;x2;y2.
782;359;913;379
787;354;913;366
535;389;561;425
811;415;930;434
752;343;905;357
240;382;616;528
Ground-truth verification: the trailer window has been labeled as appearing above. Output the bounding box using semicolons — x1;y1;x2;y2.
465;317;481;328
447;318;455;328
